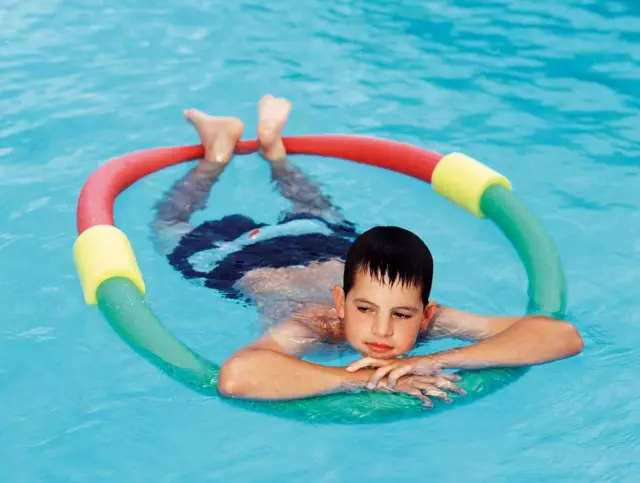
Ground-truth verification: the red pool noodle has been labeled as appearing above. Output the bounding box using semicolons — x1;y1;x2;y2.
76;135;443;234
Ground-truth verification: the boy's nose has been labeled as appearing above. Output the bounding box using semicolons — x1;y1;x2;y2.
372;315;393;338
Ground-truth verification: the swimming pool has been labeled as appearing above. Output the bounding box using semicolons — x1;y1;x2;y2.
2;0;639;480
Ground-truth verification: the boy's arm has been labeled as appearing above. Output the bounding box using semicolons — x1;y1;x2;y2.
218;319;371;400
347;304;583;388
425;304;584;369
220;311;465;402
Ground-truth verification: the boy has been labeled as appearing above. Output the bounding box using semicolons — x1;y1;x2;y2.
152;95;583;406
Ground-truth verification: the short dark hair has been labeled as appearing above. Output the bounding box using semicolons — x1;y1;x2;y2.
343;226;434;304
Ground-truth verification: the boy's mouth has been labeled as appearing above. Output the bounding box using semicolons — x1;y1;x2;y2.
365;342;394;353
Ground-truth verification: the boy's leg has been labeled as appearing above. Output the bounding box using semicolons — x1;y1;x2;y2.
235;96;356;326
257;95;347;225
151;109;243;254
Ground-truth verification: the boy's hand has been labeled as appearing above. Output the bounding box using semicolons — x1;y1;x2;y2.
347;355;452;389
377;374;466;407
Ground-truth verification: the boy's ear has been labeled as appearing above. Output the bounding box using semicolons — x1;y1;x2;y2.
332;286;346;319
420;301;438;331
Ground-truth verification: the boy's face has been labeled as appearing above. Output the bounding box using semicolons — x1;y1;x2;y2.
333;270;436;359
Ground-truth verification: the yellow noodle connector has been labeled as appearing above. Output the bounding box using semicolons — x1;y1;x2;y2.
73;225;145;305
431;152;512;217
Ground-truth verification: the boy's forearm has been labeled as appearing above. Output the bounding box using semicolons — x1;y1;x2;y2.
430;317;583;370
218;349;371;400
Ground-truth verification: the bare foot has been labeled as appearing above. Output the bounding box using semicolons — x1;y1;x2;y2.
257;94;291;163
184;109;244;163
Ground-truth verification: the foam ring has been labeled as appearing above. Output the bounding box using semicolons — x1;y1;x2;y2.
74;136;566;423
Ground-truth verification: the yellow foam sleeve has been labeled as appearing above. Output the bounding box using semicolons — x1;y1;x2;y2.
431;152;512;218
73;225;146;305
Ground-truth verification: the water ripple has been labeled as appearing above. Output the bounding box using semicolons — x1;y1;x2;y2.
1;0;639;481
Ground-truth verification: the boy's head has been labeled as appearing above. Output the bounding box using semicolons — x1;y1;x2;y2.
332;226;436;358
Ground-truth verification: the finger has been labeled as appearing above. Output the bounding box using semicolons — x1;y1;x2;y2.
346;357;383;372
368;365;396;388
439;373;461;382
437;379;467;396
387;365;413;389
371;381;392;394
376;379;390;390
410;376;438;386
407;389;433;408
422;385;452;403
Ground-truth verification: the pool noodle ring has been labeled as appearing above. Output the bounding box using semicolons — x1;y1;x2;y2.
73;135;567;424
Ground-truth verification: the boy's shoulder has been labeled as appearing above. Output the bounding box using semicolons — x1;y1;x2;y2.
289;303;345;344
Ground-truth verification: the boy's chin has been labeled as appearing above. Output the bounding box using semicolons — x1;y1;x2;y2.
366;352;398;360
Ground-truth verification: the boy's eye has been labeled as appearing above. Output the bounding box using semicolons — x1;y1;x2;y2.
394;313;411;319
357;306;371;313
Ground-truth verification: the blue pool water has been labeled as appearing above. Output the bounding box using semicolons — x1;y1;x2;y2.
2;0;639;480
